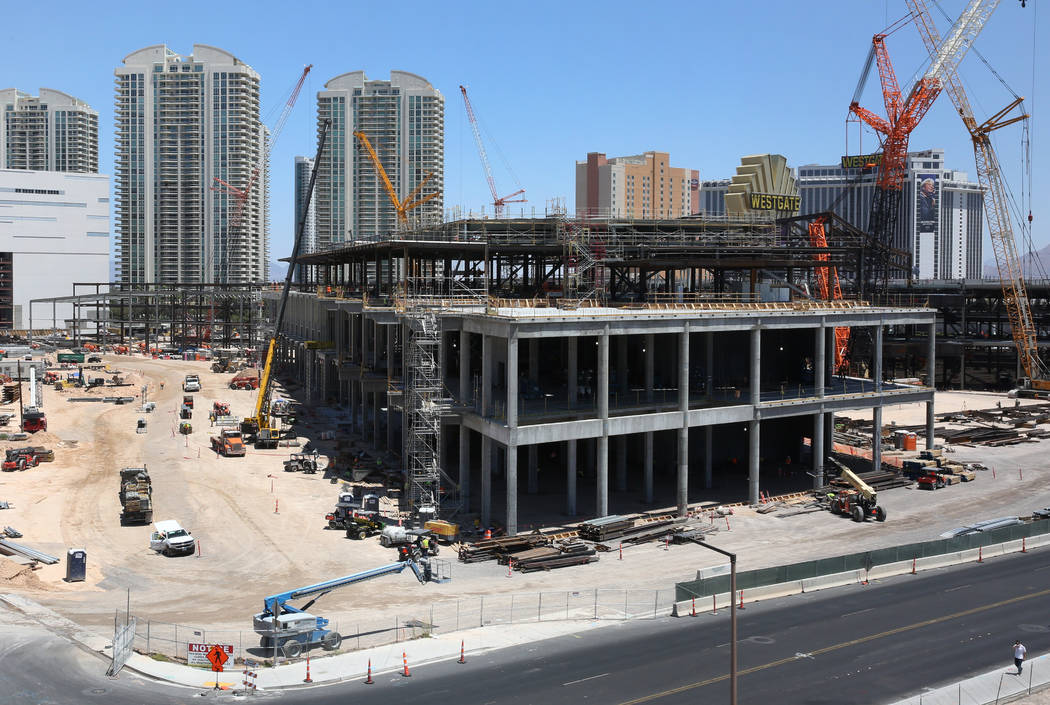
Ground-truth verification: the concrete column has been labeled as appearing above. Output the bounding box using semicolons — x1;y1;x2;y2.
926;321;936;450
459;329;470;403
373;391;381;449
615;436;627;492
386;325;394;378
527;445;538;494
678;328;690;516
459;426;470;512
815;326;826;398
567;337;578;408
927;322;936;389
349;379;357;432
506;443;517;536
812;413;825;489
617;335;628;394
528;339;539;385
482;334;492;416
481;435;492;528
386;402;394;452
705;332;714;399
643;432;654;503
749;420;761;506
597;331;609;517
704;426;713;489
750;327;761;405
597;435;608;517
873;323;883;391
872;406;882;472
645;334;654;402
507;335;518;427
566;439;577;516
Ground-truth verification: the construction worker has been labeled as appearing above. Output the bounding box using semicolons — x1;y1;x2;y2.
420;535;430;556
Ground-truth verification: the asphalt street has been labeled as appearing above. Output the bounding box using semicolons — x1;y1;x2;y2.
3;548;1050;704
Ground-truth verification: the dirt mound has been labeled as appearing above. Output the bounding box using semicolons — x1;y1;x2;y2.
0;558;51;590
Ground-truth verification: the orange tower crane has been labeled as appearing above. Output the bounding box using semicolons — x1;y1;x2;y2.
460;86;525;218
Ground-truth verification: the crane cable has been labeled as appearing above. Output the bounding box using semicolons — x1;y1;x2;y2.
930;0;1042;278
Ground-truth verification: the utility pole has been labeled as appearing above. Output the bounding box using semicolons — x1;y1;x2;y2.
695;542;738;705
16;360;24;426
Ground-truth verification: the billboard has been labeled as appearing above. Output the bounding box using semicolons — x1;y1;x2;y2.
916;173;939;233
840;153;883;169
747;192;801;212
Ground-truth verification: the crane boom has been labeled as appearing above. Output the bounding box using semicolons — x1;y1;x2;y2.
459;85;526;217
906;0;1045;387
850;1;993;292
262;560;428;616
244;119;330;444
353;130;437;226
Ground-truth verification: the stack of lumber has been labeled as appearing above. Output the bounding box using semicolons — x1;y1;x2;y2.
621;517;686;544
513;540;597;572
457;534;549;563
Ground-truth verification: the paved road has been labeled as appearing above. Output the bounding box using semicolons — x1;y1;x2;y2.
294;549;1050;705
4;549;1050;704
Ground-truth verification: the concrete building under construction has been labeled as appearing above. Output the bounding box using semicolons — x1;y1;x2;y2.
274;212;935;535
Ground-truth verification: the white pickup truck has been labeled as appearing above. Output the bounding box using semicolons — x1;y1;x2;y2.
183;375;201;392
149;520;195;556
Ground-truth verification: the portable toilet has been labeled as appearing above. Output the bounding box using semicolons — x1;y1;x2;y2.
65;548;86;582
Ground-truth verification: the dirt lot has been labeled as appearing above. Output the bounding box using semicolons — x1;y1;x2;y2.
2;361;1050;640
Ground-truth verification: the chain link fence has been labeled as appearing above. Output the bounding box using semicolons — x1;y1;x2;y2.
126;587;676;666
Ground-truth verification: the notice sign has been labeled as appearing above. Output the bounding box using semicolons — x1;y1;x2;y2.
187;642;233;667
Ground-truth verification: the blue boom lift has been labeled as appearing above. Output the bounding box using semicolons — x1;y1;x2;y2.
253;558;435;658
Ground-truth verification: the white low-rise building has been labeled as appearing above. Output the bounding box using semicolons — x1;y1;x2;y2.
0;168;110;330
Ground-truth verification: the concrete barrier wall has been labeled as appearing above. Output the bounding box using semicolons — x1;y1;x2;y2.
673;540;1050;618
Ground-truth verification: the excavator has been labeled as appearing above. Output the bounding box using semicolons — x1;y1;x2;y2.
241;120;329;449
253;555;444;658
826;458;887;523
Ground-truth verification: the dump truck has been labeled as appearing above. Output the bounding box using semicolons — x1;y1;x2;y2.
211;429;245;457
119;467;153;524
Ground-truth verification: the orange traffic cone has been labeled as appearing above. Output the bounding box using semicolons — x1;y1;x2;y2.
402;651;411;677
364;659;374;684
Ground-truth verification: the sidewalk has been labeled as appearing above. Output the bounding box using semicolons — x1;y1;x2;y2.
129;619;610;690
889;654;1050;705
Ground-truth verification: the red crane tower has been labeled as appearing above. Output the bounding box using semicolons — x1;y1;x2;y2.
460;85;525;218
212;64;312;280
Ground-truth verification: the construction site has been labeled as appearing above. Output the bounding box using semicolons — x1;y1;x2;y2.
1;1;1049;700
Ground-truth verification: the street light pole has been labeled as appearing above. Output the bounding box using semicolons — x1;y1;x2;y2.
695;541;737;705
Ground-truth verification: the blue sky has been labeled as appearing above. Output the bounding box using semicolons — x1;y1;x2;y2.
1;0;1044;270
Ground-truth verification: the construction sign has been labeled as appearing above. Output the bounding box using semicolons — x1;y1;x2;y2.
187;642;233;668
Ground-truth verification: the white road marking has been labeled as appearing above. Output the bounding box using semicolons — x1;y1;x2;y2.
841;608;874;617
563;673;610;686
945;584;972;592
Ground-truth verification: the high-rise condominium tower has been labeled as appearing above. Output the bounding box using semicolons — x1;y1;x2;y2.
114;44;267;284
314;71;443;249
0;88;99;173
